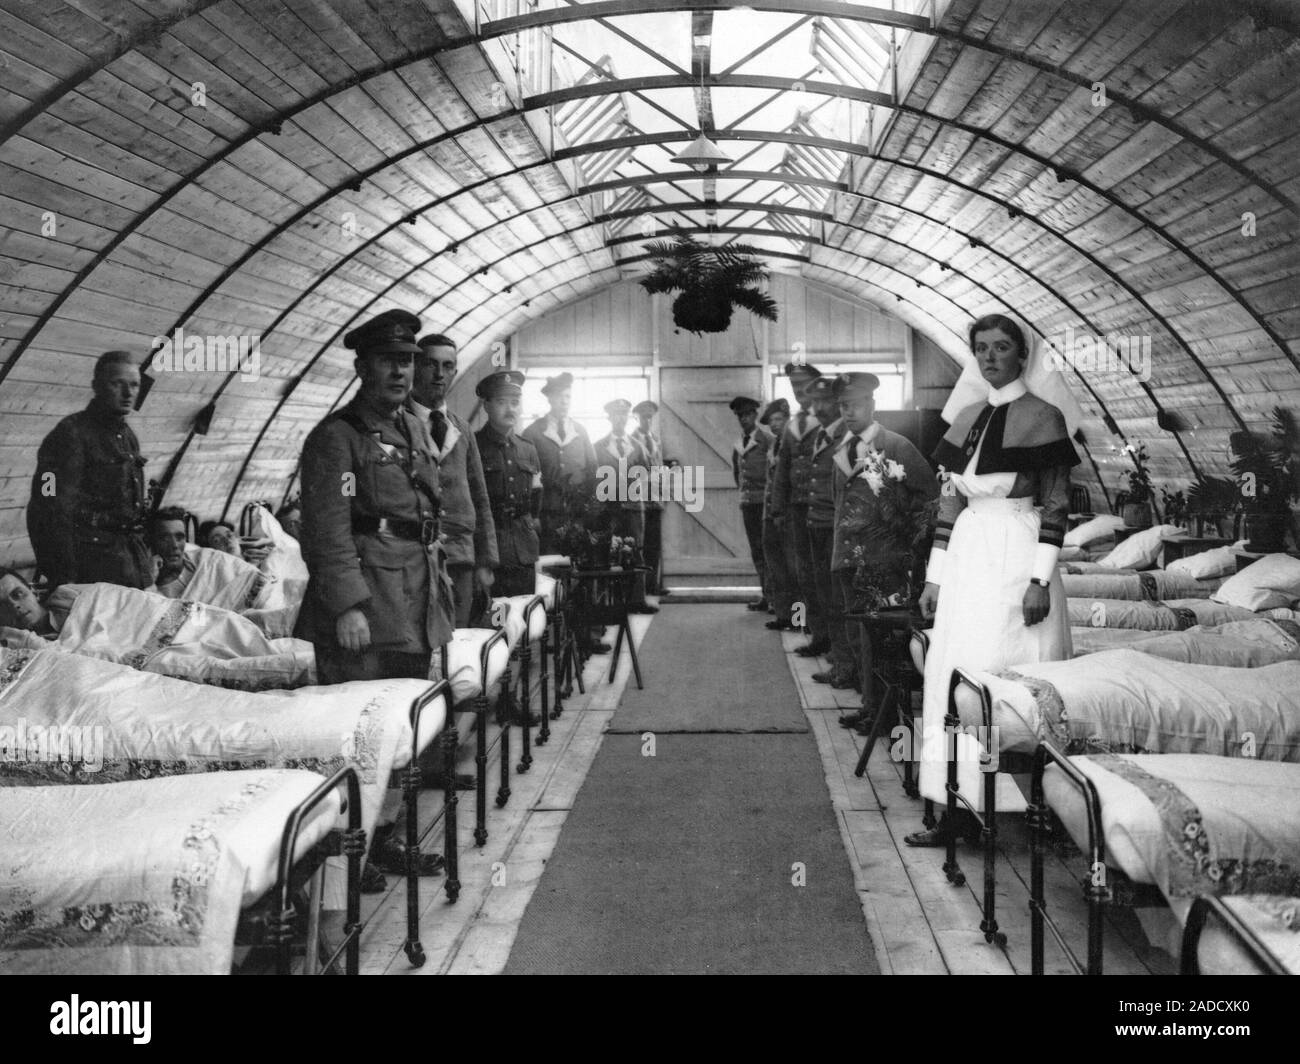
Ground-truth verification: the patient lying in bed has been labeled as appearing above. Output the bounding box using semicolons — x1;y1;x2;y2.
1070;618;1300;666
0;580;314;689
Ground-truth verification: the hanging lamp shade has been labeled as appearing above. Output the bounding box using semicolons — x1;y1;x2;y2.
672;132;732;172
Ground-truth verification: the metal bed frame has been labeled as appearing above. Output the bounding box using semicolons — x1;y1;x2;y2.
235;765;365;975
1180;894;1290;976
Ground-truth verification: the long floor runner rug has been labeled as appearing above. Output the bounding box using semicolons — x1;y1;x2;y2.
606;604;808;733
505;605;877;974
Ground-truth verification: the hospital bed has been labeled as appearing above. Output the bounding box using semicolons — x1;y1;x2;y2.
0;766;363;975
1069;618;1300;666
0;646;448;967
1068;597;1297;631
1061;569;1224;601
937;651;1300;947
1180;894;1298;975
1028;751;1300;975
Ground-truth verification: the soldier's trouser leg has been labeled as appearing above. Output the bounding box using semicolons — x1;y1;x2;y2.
315;646;431;685
448;563;475;628
621;509;647;604
788;505;820;638
740;503;766;599
763;517;794;622
808;523;837;654
73;531;154;590
646;509;665;593
832;567;864;683
539;510;564;555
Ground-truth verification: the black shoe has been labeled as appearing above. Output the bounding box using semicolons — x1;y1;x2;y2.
425;772;475;791
629;604;659;614
360;863;388;894
373;839;446;876
582;641;611;654
765;619;794;631
811;670;835;684
851;716;878;736
830;671;858;690
903;826;954;848
746;598;769;612
795;641;829;658
510;710;542;727
838;710;870;728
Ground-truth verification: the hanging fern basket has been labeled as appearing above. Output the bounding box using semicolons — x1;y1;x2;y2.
638;232;779;336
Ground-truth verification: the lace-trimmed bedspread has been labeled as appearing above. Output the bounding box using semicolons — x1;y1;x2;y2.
0;647;425;840
0;769;338;975
1060;570;1222;601
1066;596;1296;632
957;650;1300;759
1041;754;1300;932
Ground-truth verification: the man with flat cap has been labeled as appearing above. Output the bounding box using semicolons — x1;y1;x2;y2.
295;307;453;878
830;371;937;730
523;372;597;555
803;376;849;685
630;399;668;597
594;398;655;613
408;332;497;628
772;363;826;655
759;397;795;630
475;371;542;598
731;396;773;613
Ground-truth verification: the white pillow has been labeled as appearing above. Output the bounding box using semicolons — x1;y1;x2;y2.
1166;542;1245;580
1064;514;1126;548
1098;524;1184;570
1212;553;1300;612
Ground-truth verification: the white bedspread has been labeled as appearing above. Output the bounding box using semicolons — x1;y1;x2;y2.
1042;754;1300;928
0;769;338;975
1070;619;1300;667
1061;570;1222;601
958;650;1300;761
1067;597;1295;631
1193;895;1300;974
0;648;441;841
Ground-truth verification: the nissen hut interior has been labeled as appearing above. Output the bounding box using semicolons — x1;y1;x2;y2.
0;0;1297;981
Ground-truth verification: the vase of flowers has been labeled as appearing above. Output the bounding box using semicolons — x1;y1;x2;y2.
847;447;929;612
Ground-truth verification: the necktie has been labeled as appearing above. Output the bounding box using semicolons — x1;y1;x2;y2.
556;418;567;442
429;409;448;451
817;429;828;451
963;404;995;459
848;435;861;466
742;432;752;450
615;436;626;458
797;411;807;434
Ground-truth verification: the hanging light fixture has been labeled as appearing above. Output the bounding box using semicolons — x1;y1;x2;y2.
672;132;732;171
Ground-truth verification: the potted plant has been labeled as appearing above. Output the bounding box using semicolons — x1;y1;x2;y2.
1228;407;1300;552
1119;443;1155;528
1185;474;1241;539
638;231;779;336
1160;486;1189;529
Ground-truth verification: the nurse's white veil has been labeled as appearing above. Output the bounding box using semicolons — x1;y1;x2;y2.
939;312;1084;437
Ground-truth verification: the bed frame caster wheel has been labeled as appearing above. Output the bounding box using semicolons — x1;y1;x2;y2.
922;812;937;830
405;942;426;967
474;829;488;847
517;761;530;773
495;792;510;808
944;864;965;887
986;931;1007;948
445;883;460;903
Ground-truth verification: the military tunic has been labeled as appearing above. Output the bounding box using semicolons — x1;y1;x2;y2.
475;424;542;597
631;426;665;593
522;415;597;552
807;418;847;661
770;409;822;639
28;402;153;590
593;432;649;546
294;396;453;669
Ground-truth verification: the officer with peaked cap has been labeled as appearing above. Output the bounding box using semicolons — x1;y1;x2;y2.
772;363;824;653
829;372;937;730
730;396;773;613
594;397;654;613
295;308;452;877
474;370;543;600
631;399;668;596
522;371;597;555
804;375;847;678
759;397;795;630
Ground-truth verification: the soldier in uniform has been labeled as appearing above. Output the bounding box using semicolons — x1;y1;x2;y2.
295;309;453;685
730;396;773;613
772;364;824;655
522;372;597;554
803;377;850;686
759;398;795;631
630;399;667;597
474;371;542;597
830;373;937;730
594;398;655;614
409;332;497;627
28;350;153;590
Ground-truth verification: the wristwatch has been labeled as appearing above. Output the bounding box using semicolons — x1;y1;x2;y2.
1029;577;1049;588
